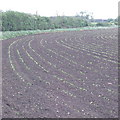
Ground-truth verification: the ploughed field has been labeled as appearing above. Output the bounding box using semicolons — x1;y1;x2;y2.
2;28;118;118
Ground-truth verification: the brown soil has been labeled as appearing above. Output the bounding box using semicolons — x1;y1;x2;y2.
2;28;118;118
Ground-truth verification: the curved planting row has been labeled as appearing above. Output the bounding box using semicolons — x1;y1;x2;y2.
2;28;118;118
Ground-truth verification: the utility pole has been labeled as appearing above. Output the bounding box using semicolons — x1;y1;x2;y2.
36;11;38;16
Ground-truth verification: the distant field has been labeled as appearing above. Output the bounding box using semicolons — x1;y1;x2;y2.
0;26;117;40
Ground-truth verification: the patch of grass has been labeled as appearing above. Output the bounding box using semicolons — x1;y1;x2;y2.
0;26;117;40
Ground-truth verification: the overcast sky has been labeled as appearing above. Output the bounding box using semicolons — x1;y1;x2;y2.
0;0;119;19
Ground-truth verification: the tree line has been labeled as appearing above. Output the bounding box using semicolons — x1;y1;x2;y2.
1;11;90;31
1;11;117;31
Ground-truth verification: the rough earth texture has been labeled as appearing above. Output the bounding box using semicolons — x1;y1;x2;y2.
2;28;118;118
